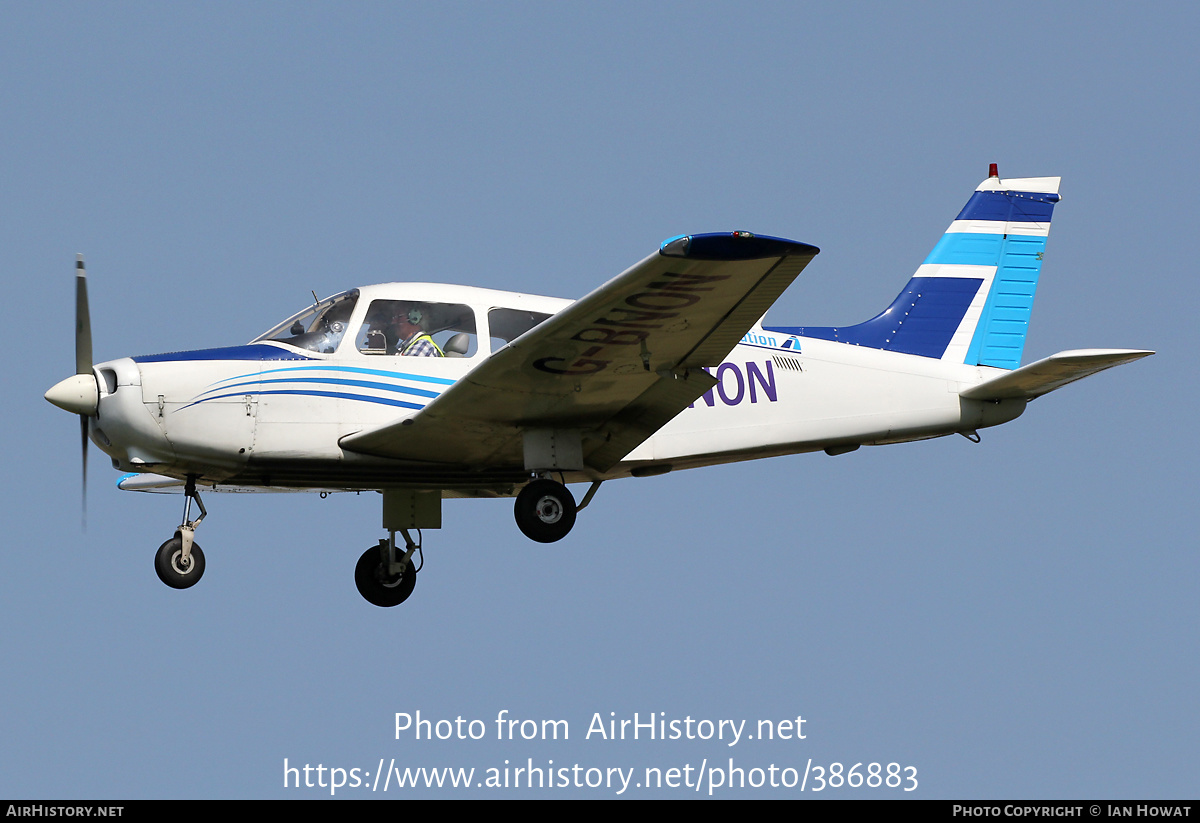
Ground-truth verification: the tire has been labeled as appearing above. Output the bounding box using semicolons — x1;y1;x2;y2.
154;537;206;589
354;545;417;607
513;479;577;543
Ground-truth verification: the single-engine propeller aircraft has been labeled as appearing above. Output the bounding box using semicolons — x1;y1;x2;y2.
46;166;1153;606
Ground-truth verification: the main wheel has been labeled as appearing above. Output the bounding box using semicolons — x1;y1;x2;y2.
355;545;417;607
154;537;206;589
514;479;577;543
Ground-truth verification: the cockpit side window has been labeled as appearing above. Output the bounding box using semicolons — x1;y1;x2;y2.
488;308;552;353
253;290;359;354
356;300;478;358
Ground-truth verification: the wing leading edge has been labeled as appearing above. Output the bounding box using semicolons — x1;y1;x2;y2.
339;232;819;473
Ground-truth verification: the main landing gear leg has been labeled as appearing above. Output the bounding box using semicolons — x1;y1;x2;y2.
154;476;207;589
355;529;419;608
515;429;585;543
354;489;439;607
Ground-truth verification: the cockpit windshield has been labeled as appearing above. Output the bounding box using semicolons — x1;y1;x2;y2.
253;290;360;353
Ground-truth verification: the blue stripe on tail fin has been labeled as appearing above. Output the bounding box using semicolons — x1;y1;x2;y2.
765;170;1061;369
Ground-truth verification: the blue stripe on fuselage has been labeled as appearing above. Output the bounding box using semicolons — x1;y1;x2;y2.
208;364;459;388
178;389;426;412
193;376;441;401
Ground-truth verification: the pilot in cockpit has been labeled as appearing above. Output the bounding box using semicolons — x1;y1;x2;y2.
364;302;443;357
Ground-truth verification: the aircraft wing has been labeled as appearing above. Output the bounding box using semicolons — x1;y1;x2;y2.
339;233;819;472
960;349;1155;401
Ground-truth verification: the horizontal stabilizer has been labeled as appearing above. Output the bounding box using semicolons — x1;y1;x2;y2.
960;349;1154;401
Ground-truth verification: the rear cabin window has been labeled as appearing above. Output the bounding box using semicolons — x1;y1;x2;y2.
488;307;552;353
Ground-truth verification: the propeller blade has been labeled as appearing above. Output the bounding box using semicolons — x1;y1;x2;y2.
75;255;93;530
75;254;92;376
80;414;89;530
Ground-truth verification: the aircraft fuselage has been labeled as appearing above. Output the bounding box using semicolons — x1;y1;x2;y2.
88;281;1023;495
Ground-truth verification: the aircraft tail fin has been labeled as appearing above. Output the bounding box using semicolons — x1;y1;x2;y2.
765;166;1061;369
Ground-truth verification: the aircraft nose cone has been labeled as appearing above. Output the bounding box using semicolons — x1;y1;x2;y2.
45;373;99;416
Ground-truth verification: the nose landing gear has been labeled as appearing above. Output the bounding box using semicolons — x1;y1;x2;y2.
155;537;206;588
154;476;207;589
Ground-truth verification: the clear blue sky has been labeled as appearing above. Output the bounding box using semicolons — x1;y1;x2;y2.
2;2;1194;798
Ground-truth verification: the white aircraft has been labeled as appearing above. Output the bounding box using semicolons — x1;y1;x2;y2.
46;166;1152;607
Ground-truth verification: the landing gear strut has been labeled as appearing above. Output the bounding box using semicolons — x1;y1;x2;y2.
155;476;207;589
355;530;420;607
514;478;577;543
353;489;440;607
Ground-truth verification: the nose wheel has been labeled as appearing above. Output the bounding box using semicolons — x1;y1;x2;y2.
155;537;206;588
154;476;208;590
514;479;577;543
